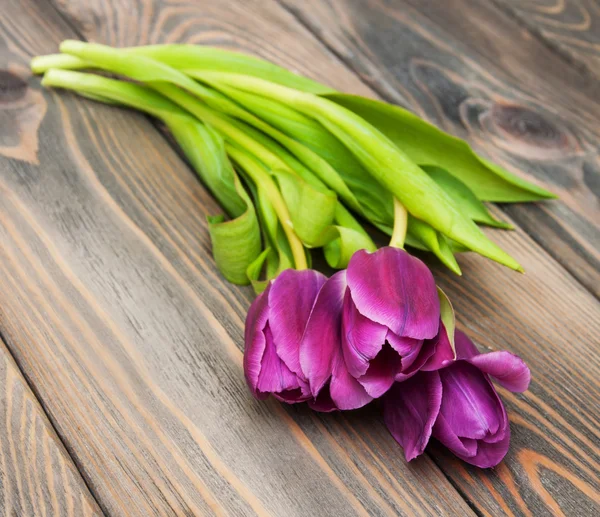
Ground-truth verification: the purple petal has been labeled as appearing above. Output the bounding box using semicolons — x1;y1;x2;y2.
347;247;440;339
454;329;480;360
299;270;347;397
432;359;512;467
386;330;422;357
274;377;311;404
455;330;531;392
467;430;511;468
433;412;510;468
437;363;502;439
244;284;272;399
256;324;301;396
269;269;327;378
308;385;338;413
341;293;388;378
422;321;456;371
357;344;402;398
383;372;442;461
466;351;530;393
330;354;373;410
433;413;479;458
394;342;430;382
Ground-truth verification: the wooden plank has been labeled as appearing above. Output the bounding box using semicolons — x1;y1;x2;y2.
0;0;475;515
280;0;600;300
0;336;103;516
493;0;600;76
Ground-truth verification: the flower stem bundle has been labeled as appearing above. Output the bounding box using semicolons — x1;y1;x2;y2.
32;41;555;289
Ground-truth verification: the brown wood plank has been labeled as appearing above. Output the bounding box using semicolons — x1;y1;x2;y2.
280;0;600;300
0;336;103;516
0;0;475;515
493;0;600;76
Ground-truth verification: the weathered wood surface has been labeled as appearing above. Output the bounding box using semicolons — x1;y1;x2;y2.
493;0;600;76
0;337;103;516
0;0;599;515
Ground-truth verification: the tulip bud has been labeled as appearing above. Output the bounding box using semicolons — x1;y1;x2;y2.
383;330;530;467
244;269;326;402
299;247;445;410
341;247;440;398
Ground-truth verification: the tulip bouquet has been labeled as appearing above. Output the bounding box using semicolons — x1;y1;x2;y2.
32;41;547;467
245;247;530;467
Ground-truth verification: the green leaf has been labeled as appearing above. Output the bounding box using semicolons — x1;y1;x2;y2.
241;169;295;293
193;73;522;270
323;93;556;202
169;121;262;284
324;225;377;269
169;120;248;217
199;82;392;225
437;287;456;356
422;166;513;229
205;175;262;285
407;217;462;275
273;169;337;248
225;144;308;270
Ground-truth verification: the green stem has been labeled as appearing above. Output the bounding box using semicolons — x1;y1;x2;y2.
31;54;87;74
41;69;187;120
226;146;307;270
389;198;407;249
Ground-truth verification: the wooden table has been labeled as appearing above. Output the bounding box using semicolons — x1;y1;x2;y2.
1;0;599;515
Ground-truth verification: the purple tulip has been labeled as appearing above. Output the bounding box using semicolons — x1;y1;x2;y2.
244;269;326;403
383;330;530;468
342;247;440;397
299;247;442;410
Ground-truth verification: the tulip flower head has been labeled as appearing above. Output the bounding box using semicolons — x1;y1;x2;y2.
245;247;446;409
244;269;326;403
383;330;530;468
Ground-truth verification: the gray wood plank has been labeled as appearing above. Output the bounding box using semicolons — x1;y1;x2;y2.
0;336;103;517
493;0;600;77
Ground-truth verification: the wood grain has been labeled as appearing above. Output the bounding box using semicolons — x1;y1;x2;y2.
280;0;600;300
0;0;475;515
493;0;600;76
1;0;599;515
0;336;103;516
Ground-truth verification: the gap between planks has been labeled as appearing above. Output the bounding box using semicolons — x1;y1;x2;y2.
0;327;108;516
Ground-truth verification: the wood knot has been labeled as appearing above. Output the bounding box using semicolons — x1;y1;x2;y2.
490;104;569;151
0;70;27;103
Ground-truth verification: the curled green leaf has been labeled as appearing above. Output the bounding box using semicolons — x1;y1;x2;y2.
437;287;457;356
